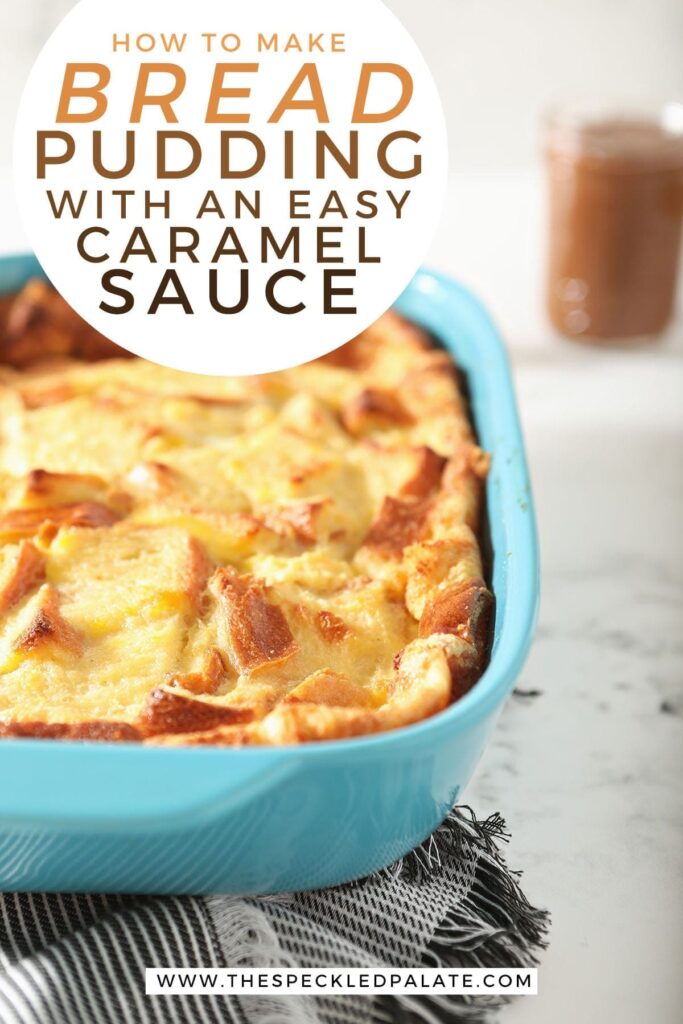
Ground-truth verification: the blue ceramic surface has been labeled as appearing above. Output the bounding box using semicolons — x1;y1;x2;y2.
0;256;538;894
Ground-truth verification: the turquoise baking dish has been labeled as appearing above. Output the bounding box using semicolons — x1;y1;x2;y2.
0;255;538;894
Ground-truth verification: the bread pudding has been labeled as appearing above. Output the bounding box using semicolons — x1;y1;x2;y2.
0;280;492;745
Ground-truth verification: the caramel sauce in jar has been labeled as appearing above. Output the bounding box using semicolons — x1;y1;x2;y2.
545;108;683;342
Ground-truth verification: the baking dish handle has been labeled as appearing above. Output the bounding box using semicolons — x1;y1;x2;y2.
0;743;299;830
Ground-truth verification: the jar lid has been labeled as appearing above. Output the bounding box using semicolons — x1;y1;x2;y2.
545;103;683;172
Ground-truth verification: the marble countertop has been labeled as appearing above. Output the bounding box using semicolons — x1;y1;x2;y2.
476;352;682;1024
432;172;683;1024
1;169;681;1022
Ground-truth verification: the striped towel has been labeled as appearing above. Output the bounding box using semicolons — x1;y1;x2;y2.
0;808;548;1024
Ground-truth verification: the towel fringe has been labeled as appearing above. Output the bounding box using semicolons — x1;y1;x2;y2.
372;807;550;1024
205;807;549;1024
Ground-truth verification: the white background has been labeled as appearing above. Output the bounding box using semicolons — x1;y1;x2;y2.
2;0;683;170
12;0;448;374
0;3;682;1024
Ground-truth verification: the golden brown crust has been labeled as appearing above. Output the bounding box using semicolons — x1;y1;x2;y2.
0;283;491;745
1;279;129;367
418;579;493;698
259;499;329;544
0;502;119;542
360;496;434;558
184;538;213;614
0;719;142;741
12;584;83;656
283;668;372;708
211;567;299;674
164;647;226;695
139;688;254;737
341;387;413;435
0;541;45;615
316;610;352;643
398;447;447;499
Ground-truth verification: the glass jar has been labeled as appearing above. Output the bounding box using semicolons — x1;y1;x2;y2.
545;104;683;342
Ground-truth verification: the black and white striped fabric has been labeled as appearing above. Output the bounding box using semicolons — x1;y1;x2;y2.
0;809;549;1024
